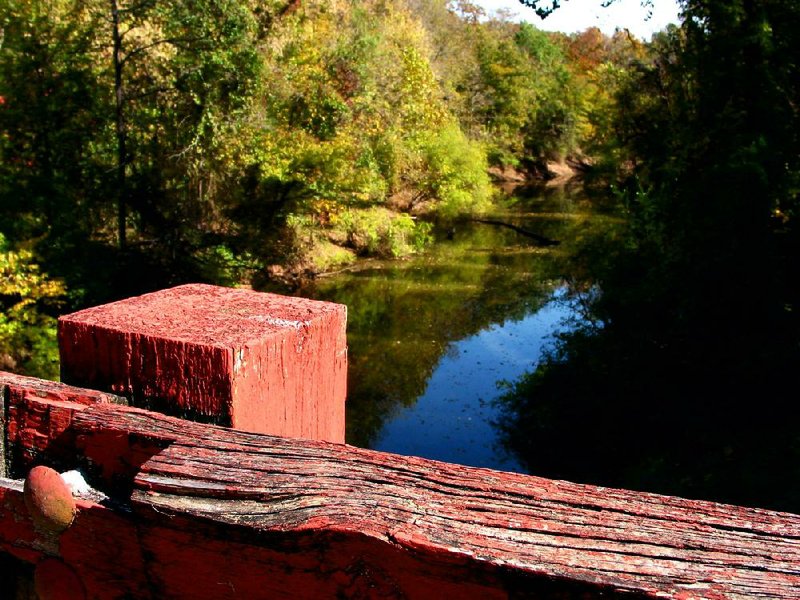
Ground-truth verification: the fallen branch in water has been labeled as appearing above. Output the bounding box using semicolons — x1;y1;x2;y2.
471;218;561;246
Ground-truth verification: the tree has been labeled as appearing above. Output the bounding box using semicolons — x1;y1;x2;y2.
518;0;655;19
0;234;65;379
97;0;269;250
1;0;284;303
0;0;105;245
500;0;800;512
228;0;494;271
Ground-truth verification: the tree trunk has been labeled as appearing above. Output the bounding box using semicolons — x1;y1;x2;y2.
110;0;127;250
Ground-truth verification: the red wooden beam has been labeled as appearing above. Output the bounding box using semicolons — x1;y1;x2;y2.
58;284;347;443
2;373;799;599
1;371;122;476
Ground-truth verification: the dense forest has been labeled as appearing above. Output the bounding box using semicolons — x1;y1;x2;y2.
0;0;640;377
2;0;799;510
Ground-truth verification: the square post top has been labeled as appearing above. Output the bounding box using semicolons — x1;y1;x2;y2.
59;283;346;348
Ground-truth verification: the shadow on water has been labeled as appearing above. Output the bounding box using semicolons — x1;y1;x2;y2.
493;188;800;514
299;183;612;468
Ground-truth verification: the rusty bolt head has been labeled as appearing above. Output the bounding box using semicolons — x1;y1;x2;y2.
24;466;76;533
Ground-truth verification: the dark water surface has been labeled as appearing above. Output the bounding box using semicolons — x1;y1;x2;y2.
301;185;609;470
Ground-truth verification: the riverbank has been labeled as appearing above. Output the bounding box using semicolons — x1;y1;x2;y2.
268;163;588;288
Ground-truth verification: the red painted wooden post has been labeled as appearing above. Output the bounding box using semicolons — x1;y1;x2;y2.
58;284;347;443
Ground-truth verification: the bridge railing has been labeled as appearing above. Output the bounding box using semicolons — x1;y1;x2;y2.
1;284;798;599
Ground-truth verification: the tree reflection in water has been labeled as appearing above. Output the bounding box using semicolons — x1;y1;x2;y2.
296;184;609;462
496;198;800;514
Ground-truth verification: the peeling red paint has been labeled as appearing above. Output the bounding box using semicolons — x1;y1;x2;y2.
58;284;347;442
4;294;800;600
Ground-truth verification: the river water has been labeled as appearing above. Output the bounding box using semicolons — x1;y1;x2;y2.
303;184;610;471
367;290;571;471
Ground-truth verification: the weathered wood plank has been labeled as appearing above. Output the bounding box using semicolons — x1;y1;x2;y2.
65;404;800;599
58;284;347;442
2;375;799;598
0;371;121;407
1;371;122;475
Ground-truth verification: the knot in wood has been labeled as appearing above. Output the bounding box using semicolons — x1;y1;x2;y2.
24;466;77;534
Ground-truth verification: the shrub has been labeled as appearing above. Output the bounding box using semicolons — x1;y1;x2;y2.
414;124;494;217
335;207;432;258
0;234;65;379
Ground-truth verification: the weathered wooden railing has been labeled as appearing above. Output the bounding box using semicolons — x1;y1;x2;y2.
1;284;798;599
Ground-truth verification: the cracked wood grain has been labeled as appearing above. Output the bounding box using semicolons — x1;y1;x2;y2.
67;403;800;599
2;373;798;599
